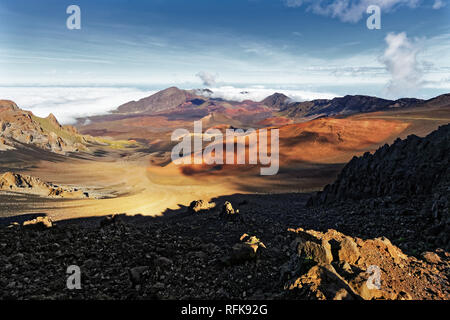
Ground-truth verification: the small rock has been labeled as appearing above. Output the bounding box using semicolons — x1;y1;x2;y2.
188;200;216;213
153;282;165;290
221;201;240;219
155;256;173;267
99;214;122;228
396;291;413;300
347;272;385;300
338;237;360;264
421;251;442;264
240;234;266;253
335;261;353;276
129;266;150;285
230;243;257;264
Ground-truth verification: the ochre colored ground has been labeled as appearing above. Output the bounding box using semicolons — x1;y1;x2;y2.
1;105;449;221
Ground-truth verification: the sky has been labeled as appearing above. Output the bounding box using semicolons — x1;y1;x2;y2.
0;0;449;123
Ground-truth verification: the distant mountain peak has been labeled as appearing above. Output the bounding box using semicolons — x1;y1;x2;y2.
261;92;291;109
424;93;450;108
161;86;184;93
280;94;429;120
114;87;202;115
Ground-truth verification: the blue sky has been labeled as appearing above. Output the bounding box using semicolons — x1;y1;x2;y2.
0;0;449;103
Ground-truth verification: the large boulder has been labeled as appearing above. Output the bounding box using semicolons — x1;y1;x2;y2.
283;228;415;300
297;239;333;265
292;229;333;265
286;264;359;300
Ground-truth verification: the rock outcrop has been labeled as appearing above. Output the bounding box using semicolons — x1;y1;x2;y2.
0;172;88;198
0;100;96;154
309;124;449;204
282;228;433;300
308;124;450;251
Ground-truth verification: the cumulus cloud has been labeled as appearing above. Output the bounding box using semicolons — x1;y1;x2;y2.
284;0;421;23
0;87;152;124
196;71;217;87
433;0;446;9
197;86;337;102
380;32;423;97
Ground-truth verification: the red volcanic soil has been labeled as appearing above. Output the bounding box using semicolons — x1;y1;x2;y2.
79;99;275;141
258;117;293;126
171;117;410;178
278;117;410;163
80;115;190;150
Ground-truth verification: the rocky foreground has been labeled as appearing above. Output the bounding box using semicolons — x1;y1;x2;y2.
0;196;448;300
0;125;449;300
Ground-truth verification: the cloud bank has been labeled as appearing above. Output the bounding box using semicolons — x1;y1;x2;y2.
200;86;338;102
0;86;339;125
380;32;423;97
0;87;152;124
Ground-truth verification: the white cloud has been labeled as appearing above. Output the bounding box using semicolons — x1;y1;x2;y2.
433;0;446;9
0;87;152;124
0;85;338;126
380;32;423;97
284;0;421;23
199;86;338;102
196;71;217;87
285;0;303;8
